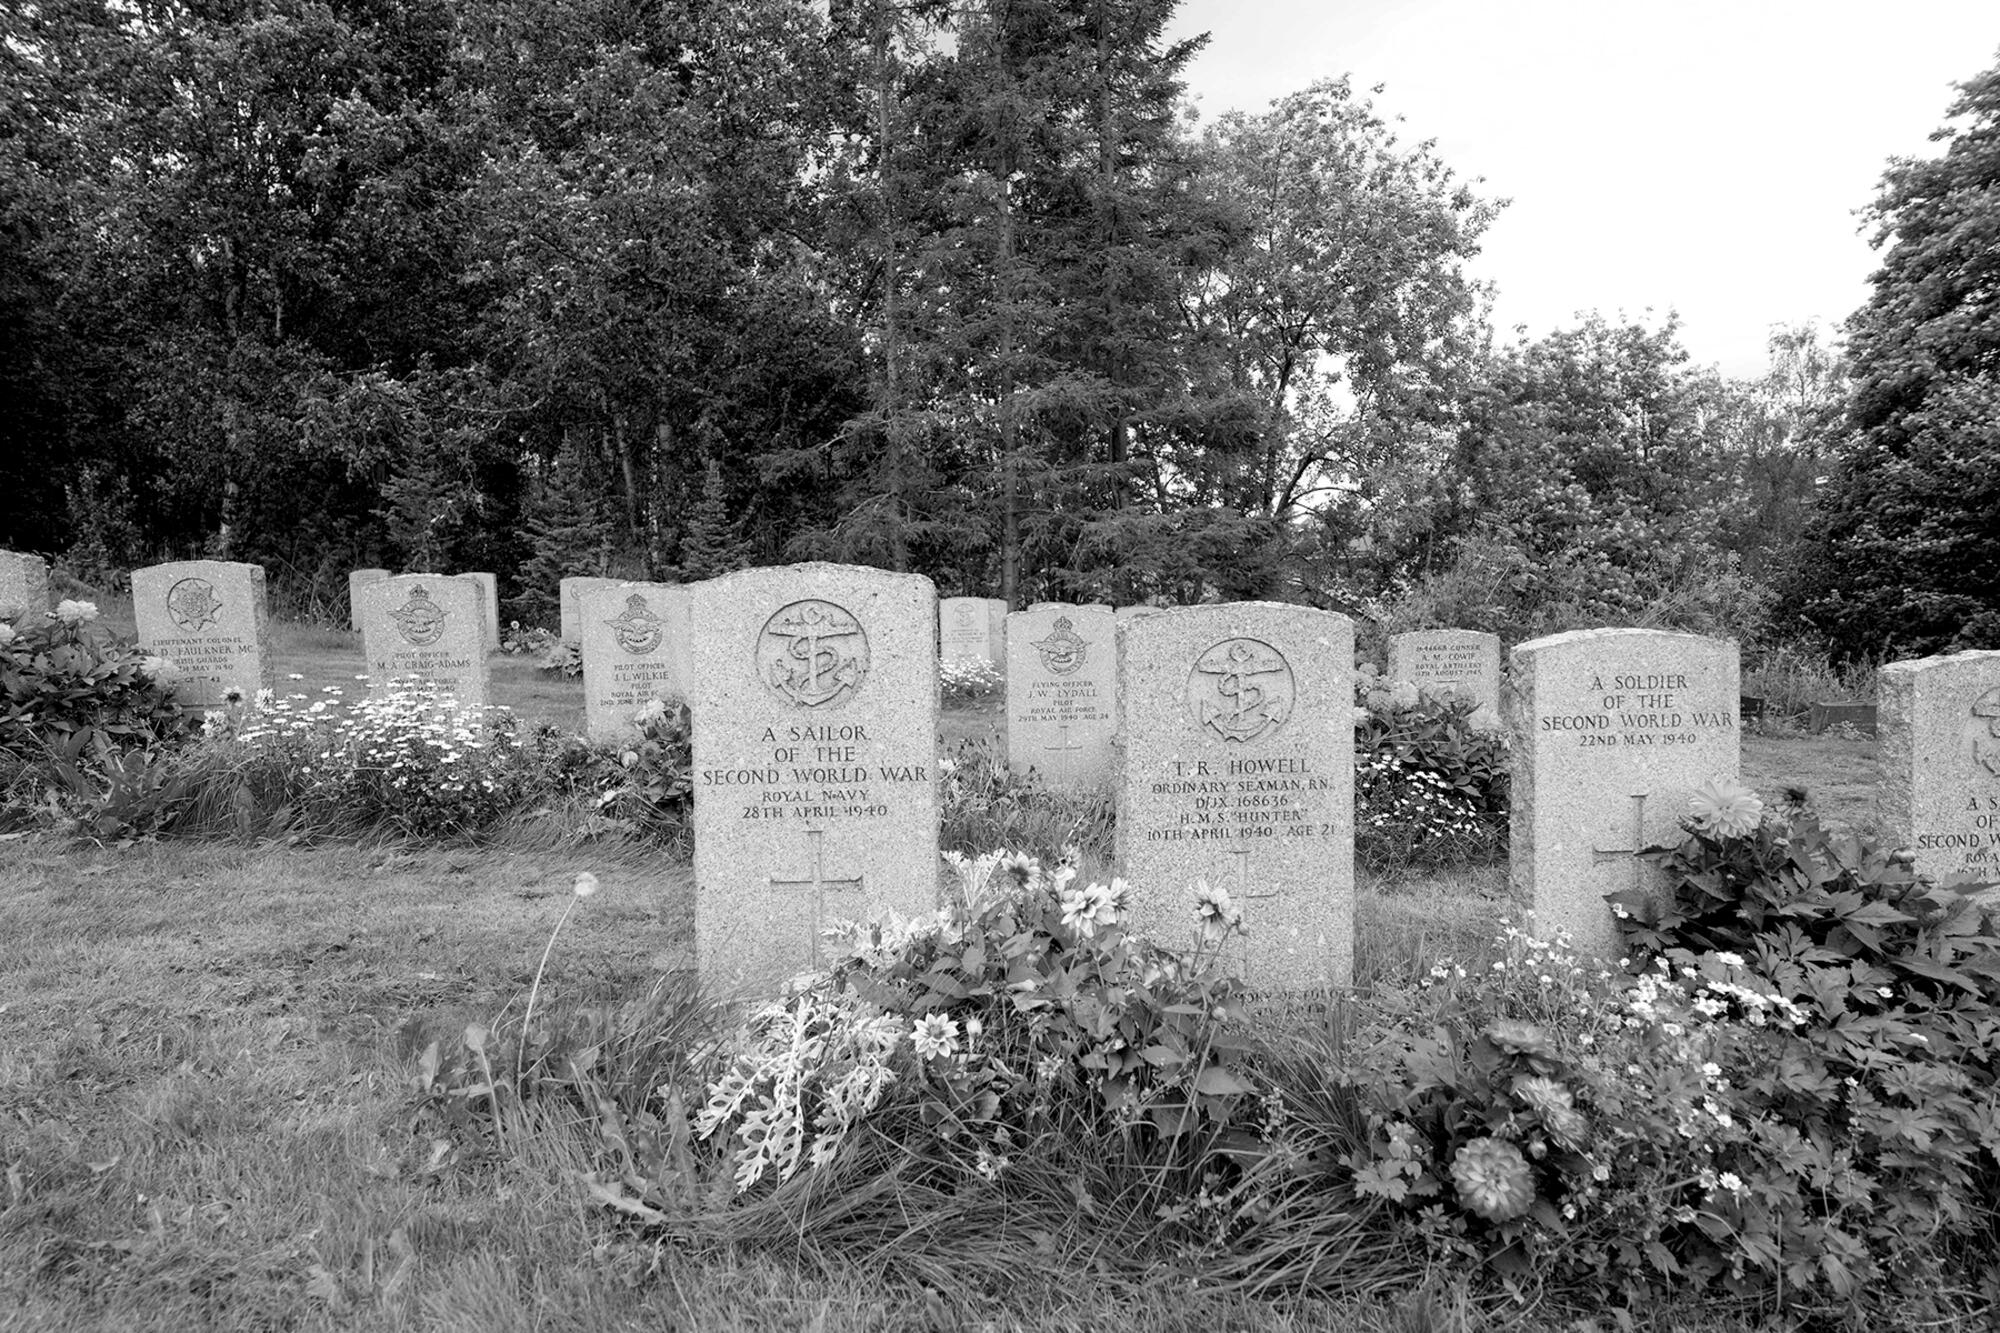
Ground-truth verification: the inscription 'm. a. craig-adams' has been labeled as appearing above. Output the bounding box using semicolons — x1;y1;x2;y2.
761;599;868;708
1187;637;1292;743
165;577;223;633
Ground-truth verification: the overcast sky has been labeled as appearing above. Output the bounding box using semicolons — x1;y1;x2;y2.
1164;0;2000;378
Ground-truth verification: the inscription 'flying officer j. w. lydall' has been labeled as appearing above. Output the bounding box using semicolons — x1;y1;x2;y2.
1188;638;1293;743
761;599;869;709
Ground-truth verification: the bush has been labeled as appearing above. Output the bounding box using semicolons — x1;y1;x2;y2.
0;599;190;759
516;699;694;846
939;738;1112;863
1352;666;1508;872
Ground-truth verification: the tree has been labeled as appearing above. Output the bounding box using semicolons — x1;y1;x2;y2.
1795;51;2000;660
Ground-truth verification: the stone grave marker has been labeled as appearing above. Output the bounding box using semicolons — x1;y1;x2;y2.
1508;628;1740;957
1006;603;1116;790
1879;649;2000;889
581;581;691;742
130;560;272;709
0;550;51;626
348;569;389;631
459;571;500;649
355;574;490;707
1115;603;1355;990
560;576;629;641
689;563;940;995
939;596;1006;669
1390;628;1502;712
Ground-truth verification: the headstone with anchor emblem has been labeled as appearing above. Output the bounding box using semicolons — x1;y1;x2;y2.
688;563;941;995
1508;628;1741;957
355;574;491;707
1879;649;2000;892
1005;603;1116;790
580;581;690;741
131;560;273;709
1115;603;1356;990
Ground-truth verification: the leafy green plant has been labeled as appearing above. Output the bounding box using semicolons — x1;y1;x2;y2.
518;700;694;845
939;738;1112;863
537;638;582;678
1352;665;1507;871
0;601;190;759
499;620;556;656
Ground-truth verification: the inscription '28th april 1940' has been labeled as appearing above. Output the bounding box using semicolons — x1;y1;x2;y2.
698;723;929;821
1537;671;1735;748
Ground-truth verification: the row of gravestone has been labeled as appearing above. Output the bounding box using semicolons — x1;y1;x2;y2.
7;549;1998;993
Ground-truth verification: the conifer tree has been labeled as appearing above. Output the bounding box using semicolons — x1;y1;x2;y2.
676;459;751;581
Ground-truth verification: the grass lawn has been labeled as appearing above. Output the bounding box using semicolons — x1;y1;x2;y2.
0;616;1894;1329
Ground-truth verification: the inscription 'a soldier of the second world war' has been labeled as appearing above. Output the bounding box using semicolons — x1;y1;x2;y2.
1187;637;1292;743
760;599;868;708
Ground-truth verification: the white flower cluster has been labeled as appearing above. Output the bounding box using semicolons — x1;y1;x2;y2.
53;599;99;626
939;657;1004;698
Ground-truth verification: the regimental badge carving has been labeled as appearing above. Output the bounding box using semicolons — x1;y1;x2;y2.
1973;687;2000;778
1187;637;1293;743
1032;616;1088;676
761;599;868;708
389;586;447;647
607;593;665;655
164;577;222;633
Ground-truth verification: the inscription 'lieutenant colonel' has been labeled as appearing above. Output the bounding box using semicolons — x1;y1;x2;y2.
688;563;940;996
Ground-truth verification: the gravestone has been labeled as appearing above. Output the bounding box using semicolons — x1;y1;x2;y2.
1390;629;1502;712
459;572;500;649
1508;629;1741;958
1879;649;2000;888
939;596;1006;669
1117;605;1165;624
355;575;490;707
348;569;389;631
559;576;629;641
689;563;940;995
1006;603;1116;790
130;560;272;708
581;581;691;742
0;550;51;626
1115;603;1355;990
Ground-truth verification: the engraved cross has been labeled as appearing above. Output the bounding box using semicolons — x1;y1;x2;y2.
1592;792;1650;894
1230;846;1278;902
1042;724;1085;781
769;828;866;963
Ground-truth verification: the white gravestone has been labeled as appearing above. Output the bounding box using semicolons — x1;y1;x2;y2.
348;568;389;631
1006;603;1116;790
1508;629;1741;958
581;582;691;742
1879;649;2000;888
355;575;490;708
560;576;629;641
458;571;500;649
1390;629;1502;712
130;560;272;709
939;596;1006;669
1115;603;1356;990
689;564;941;995
0;550;51;626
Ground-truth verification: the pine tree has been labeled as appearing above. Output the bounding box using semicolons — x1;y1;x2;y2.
515;445;617;630
676;459;751;581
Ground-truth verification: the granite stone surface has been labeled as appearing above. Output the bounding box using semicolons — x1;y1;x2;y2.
689;564;940;996
458;572;500;649
581;581;690;742
0;550;51;625
939;596;1006;668
1879;649;2000;887
1508;628;1740;957
1005;603;1116;790
1115;603;1355;990
131;560;272;709
355;574;491;707
347;569;389;631
1390;629;1502;712
560;576;629;641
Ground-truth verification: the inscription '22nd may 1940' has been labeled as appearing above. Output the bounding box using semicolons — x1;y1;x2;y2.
1537;671;1736;748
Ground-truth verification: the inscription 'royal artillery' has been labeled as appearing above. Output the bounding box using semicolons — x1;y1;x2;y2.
165;577;223;633
761;599;869;709
607;592;667;655
390;586;448;646
1187;638;1292;743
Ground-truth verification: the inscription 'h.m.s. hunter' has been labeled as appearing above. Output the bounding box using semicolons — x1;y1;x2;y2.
1187;638;1292;742
761;599;868;708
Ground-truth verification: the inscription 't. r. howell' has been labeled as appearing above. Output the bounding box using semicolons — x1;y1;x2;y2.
1187;638;1292;743
760;599;868;709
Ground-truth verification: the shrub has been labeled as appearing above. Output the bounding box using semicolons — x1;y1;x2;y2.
1351;665;1508;871
517;699;694;846
939;738;1112;863
537;638;582;678
0;600;190;759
